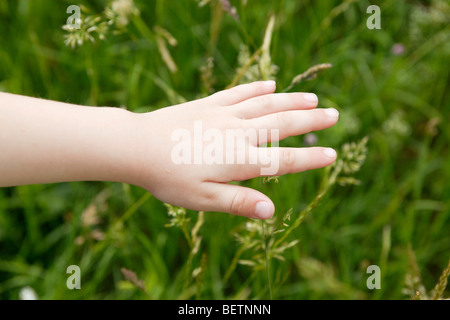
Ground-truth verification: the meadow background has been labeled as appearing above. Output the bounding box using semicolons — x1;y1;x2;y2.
0;0;449;300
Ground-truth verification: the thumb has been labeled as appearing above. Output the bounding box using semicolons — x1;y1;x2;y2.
202;182;275;219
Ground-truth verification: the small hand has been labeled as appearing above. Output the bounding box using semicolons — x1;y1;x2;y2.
129;81;339;219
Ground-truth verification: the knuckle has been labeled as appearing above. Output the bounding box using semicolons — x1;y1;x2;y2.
203;190;217;202
200;186;218;204
282;149;296;167
229;190;246;215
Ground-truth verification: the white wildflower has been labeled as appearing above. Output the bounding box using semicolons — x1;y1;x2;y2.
339;136;369;175
108;0;140;27
19;286;38;300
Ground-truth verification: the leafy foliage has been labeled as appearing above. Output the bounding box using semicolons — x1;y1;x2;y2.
0;0;449;300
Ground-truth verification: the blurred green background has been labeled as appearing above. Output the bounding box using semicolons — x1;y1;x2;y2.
0;0;449;300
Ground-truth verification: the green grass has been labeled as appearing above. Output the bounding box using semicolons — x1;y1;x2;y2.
0;0;449;300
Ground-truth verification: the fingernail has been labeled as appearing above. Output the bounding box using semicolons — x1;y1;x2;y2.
264;80;276;88
255;201;273;219
304;93;318;103
323;148;337;158
325;108;339;118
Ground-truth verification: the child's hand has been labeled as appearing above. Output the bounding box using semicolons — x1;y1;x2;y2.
0;81;338;220
127;81;339;219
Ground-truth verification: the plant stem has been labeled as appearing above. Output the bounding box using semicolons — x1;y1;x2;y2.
272;163;342;248
227;47;262;88
432;259;450;300
223;246;246;283
262;221;272;300
181;224;193;248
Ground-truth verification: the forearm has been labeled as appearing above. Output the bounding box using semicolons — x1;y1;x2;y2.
0;81;338;219
0;92;138;187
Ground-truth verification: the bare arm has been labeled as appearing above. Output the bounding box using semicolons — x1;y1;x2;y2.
0;92;137;186
0;82;339;219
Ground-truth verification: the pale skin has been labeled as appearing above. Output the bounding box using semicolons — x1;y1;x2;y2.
0;81;339;219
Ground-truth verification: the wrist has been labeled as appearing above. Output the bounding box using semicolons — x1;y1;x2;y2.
93;107;143;185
